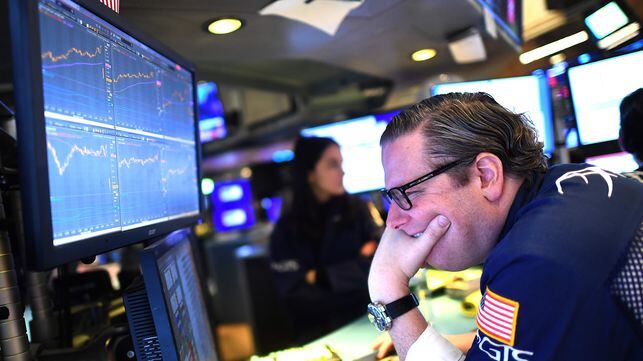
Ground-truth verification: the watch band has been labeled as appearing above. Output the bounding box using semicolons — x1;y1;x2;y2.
386;293;419;319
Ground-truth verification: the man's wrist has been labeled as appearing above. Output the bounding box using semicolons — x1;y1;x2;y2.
369;282;411;304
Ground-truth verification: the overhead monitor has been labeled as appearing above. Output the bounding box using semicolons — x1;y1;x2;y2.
585;2;632;40
127;228;218;361
585;151;638;174
475;0;523;45
432;75;555;155
197;82;226;142
567;50;643;145
301;109;403;194
211;179;256;232
9;0;202;270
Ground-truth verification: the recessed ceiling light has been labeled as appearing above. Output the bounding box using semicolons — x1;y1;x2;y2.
411;49;437;62
207;18;243;35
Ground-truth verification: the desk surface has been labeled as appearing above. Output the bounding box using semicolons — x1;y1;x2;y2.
308;294;477;361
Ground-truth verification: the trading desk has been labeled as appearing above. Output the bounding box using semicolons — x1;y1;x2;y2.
306;294;477;361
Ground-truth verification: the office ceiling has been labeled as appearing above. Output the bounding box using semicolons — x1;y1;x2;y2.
118;0;515;92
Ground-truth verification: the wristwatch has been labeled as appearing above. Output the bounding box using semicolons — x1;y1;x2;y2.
367;293;419;331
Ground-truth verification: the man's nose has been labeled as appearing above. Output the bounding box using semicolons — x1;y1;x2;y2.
386;202;409;230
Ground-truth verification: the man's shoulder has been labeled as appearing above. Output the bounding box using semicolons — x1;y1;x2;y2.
483;165;642;295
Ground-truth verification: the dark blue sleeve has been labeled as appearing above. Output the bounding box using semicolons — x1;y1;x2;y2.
268;216;307;296
465;228;641;360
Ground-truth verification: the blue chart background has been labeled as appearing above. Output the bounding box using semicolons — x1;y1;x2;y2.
112;48;161;133
117;137;167;225
39;8;110;122
160;72;194;141
162;143;199;216
46;125;119;240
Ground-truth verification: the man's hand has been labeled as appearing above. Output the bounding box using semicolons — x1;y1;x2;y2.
369;215;451;303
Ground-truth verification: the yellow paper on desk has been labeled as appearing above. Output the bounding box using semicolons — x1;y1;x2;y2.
250;344;340;361
461;290;483;318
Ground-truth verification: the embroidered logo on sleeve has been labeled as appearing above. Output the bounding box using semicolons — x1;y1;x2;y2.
476;288;519;346
555;166;619;198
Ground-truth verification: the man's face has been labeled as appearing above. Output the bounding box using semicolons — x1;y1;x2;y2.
381;130;500;271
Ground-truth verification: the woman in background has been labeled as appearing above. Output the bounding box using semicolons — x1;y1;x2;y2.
270;136;381;343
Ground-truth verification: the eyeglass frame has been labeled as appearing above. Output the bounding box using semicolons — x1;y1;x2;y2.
380;157;471;211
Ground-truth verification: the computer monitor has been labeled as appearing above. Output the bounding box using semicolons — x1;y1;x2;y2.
9;0;202;270
585;2;633;40
301;109;403;194
126;228;218;361
211;179;256;232
567;49;643;146
474;0;523;45
197;82;226;142
432;74;555;155
585;151;638;174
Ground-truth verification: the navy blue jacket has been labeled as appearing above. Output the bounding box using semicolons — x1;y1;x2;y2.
467;164;643;361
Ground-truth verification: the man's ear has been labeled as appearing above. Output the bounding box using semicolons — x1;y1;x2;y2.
474;152;504;202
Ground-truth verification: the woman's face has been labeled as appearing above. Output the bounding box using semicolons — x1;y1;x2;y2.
308;144;345;201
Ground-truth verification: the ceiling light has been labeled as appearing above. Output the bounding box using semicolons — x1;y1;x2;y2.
207;18;243;35
411;49;437;62
519;31;588;64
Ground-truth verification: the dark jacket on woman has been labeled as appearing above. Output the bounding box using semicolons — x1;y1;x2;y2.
269;195;381;342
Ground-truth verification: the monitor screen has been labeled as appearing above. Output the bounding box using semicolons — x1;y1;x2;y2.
211;179;256;232
585;2;630;40
138;229;218;361
476;0;522;45
567;50;643;145
197;82;226;142
10;0;202;269
585;151;638;173
301;109;402;194
432;75;555;154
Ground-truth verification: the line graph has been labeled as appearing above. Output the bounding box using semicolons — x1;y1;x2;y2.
116;138;167;225
46;126;120;240
112;48;161;133
159;71;195;140
47;141;109;176
39;9;111;122
162;143;199;216
42;46;102;63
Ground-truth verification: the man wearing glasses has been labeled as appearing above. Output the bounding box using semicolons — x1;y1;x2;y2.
367;92;643;361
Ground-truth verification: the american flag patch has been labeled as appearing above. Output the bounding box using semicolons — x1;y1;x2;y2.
100;0;120;13
476;288;519;346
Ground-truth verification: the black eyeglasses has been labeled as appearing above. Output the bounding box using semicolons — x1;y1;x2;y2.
380;157;470;211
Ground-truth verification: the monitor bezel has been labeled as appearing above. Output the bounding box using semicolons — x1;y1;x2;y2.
565;49;642;146
9;0;204;270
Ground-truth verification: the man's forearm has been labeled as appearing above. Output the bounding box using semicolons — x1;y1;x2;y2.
388;308;429;360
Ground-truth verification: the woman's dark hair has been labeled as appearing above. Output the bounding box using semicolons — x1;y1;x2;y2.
619;88;643;164
290;136;355;240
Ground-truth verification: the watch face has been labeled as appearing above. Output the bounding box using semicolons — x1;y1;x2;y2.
367;302;391;332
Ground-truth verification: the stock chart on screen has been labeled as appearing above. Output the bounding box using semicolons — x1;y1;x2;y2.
38;0;200;246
